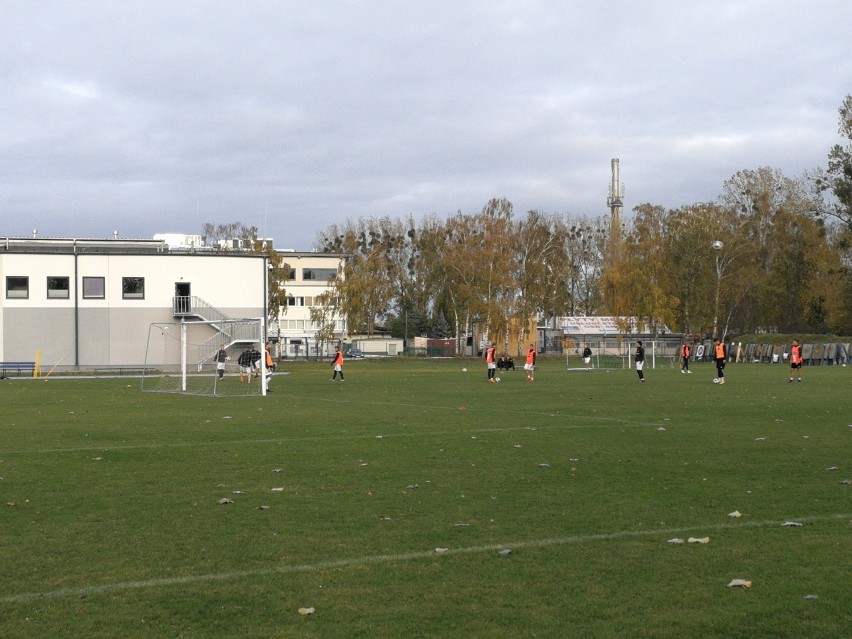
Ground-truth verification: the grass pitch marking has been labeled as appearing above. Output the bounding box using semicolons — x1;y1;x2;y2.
2;403;661;456
2;416;659;456
2;513;848;604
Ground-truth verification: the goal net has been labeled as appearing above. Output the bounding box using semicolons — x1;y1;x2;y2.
141;318;267;396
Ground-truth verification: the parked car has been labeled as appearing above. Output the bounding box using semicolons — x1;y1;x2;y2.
348;348;365;358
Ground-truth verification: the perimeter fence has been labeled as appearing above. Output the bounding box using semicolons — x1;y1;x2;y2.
561;336;850;369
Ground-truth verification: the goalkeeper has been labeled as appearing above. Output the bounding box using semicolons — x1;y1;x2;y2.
216;345;229;379
238;347;254;383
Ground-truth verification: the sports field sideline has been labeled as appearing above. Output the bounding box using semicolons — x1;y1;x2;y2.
2;358;850;637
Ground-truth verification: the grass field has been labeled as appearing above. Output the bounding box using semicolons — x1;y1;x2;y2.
1;358;850;638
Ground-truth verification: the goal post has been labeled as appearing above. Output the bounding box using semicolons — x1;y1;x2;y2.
141;318;268;397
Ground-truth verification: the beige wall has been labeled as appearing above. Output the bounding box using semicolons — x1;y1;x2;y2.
1;251;266;367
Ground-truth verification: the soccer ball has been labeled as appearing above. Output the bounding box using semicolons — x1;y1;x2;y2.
495;377;501;383
712;240;724;250
713;378;719;384
462;368;467;372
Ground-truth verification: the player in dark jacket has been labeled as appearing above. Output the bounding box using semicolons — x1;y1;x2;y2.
635;341;645;383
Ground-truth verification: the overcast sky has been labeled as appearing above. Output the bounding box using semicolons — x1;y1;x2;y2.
2;1;850;249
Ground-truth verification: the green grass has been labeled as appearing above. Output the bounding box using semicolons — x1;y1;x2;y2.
1;359;850;638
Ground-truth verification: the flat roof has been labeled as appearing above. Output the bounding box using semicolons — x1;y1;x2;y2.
0;237;264;256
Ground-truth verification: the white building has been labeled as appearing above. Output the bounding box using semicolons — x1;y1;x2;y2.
0;236;267;370
273;250;347;358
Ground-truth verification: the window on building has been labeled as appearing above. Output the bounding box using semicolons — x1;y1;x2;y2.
47;276;70;299
122;277;145;299
288;268;297;280
6;276;29;299
82;277;105;299
286;296;305;307
302;268;337;281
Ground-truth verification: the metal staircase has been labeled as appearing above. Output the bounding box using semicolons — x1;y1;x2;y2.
173;296;260;363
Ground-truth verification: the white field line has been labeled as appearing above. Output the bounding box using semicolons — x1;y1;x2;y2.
2;513;849;604
1;414;658;456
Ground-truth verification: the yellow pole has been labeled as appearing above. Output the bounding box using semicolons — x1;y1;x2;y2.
34;350;42;378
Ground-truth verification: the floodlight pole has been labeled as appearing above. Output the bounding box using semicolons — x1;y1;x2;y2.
712;241;723;339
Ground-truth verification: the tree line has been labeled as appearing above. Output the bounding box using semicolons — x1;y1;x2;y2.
200;96;852;352
314;96;852;351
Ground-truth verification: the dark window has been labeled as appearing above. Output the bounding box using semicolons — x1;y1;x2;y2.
82;277;105;299
302;268;337;281
122;277;145;299
6;276;28;299
47;276;70;299
288;268;297;280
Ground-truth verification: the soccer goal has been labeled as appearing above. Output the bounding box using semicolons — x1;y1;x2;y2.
564;338;612;370
141;318;268;396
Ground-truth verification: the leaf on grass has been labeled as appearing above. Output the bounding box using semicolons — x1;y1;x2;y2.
803;594;818;600
217;498;233;505
297;607;315;616
781;521;803;527
688;537;710;544
271;487;284;492
434;547;449;554
726;579;752;588
497;549;512;556
755;437;766;441
667;538;685;544
825;466;838;471
258;505;271;510
841;479;851;485
728;510;742;518
538;463;550;468
271;468;283;473
657;427;666;431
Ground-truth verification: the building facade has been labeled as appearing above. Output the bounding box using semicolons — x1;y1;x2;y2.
273;250;347;358
0;237;267;370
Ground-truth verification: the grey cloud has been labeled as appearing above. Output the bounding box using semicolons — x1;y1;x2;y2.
2;1;850;246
